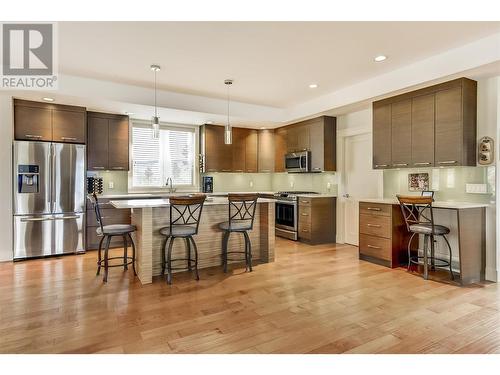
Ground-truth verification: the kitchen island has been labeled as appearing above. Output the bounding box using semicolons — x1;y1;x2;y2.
111;197;275;284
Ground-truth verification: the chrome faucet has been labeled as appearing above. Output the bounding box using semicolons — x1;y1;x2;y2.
165;177;176;193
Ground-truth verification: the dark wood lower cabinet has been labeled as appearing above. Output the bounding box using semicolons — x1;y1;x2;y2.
358;202;415;268
298;197;336;245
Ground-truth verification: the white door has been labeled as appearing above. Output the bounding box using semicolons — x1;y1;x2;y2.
343;133;382;245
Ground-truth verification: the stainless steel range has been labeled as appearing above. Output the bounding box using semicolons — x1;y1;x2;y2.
274;191;318;240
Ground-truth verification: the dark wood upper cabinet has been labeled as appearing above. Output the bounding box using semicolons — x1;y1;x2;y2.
87;116;109;170
258;129;275;173
231;127;246;172
309;116;336;172
87;112;129;171
286;124;310;153
52;109;86;143
203;124;222;172
14;105;52;141
373;77;477;169
274;127;287;172
390;99;412;168
245;129;258;173
14;99;86;143
108;117;130;170
372;103;392;169
411;94;435;167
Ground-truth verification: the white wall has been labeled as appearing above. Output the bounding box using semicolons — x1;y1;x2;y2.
0;95;13;261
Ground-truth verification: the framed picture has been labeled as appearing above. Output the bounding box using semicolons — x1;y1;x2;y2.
408;173;429;191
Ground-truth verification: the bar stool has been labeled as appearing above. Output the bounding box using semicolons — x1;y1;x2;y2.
219;193;258;273
397;195;454;280
159;194;206;285
87;193;137;283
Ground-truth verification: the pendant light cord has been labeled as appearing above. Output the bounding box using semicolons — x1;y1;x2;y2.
154;69;157;118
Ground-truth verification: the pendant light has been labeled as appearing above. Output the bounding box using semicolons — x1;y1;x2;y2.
151;64;161;139
224;79;233;144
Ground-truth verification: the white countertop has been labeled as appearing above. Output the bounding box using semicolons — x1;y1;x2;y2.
110;196;275;209
360;198;489;209
98;191;336;199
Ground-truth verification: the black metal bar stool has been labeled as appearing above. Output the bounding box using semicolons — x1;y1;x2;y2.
219;193;258;273
397;195;454;280
159;194;206;285
88;193;137;283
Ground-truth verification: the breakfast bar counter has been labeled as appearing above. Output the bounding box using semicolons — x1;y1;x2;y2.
111;197;275;284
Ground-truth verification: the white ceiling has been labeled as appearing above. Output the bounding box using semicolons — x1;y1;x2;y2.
59;21;500;108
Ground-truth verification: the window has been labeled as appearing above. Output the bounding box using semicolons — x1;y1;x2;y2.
130;122;197;190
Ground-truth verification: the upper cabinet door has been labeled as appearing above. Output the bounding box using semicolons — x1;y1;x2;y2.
411;94;435;167
52;109;86;144
108;117;130;171
391;99;412;168
245;129;258;173
309;120;325;172
87;117;109;170
372;103;392;169
274;127;287;172
286;126;299;152
204;125;221;172
231;127;246;173
435;87;462;167
297;125;310;151
14;105;52;142
258;129;275;173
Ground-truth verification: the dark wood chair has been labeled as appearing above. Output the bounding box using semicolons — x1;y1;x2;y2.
159;194;206;285
87;193;137;283
396;195;454;280
219;193;258;273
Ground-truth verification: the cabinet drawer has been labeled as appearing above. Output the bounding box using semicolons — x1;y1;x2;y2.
359;202;391;217
298;205;311;220
359;234;391;261
87;208;130;227
298;197;312;206
359;214;391;239
298;224;311;240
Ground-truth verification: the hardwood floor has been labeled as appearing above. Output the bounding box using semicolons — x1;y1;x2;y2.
0;237;499;354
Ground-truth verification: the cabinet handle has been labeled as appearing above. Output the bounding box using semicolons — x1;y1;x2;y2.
392;163;408;167
61;137;76;141
246;170;253;172
414;162;431;166
93;167;105;170
234;169;244;172
375;164;388;168
221;169;232;172
438;160;457;165
312;167;322;171
260;169;271;172
366;207;381;211
301;229;309;233
25;134;42;139
367;244;381;249
367;224;381;228
111;167;125;170
301;213;309;216
301;200;310;204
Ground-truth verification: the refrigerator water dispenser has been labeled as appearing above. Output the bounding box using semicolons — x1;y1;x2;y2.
18;165;40;193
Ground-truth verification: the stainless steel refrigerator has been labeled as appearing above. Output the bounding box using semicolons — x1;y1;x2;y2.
13;141;86;260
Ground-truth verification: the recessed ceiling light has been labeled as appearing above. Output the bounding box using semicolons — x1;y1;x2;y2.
374;55;387;62
309;84;318;89
42;97;54;102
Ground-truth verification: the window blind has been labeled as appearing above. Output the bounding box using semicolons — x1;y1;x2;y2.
131;124;195;188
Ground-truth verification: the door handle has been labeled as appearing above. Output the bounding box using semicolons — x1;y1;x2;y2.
392;163;408;167
25;134;42;139
93;167;105;170
61;137;77;141
438;160;457;165
374;164;388;168
20;217;53;222
414;162;431;166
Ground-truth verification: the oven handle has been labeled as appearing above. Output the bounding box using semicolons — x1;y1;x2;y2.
275;200;297;206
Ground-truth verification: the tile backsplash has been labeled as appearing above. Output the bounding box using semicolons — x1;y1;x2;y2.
383;166;495;203
87;171;129;195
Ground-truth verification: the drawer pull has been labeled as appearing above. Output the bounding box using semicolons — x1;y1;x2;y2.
367;224;381;228
301;213;309;216
414;162;431;166
234;169;244;172
93;166;105;170
367;244;381;249
25;134;42;139
301;229;309;233
301;200;310;204
438;160;457;165
375;164;388;168
366;207;381;211
61;137;77;141
393;163;408;167
221;169;232;172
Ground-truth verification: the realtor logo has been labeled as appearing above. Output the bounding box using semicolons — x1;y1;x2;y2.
1;22;58;89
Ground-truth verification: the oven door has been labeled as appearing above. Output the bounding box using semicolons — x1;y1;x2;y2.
275;201;297;231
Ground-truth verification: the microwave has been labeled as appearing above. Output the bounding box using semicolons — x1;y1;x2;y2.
285;151;310;173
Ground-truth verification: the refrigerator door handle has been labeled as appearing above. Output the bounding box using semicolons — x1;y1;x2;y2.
50;142;55;213
53;215;80;220
20;217;54;222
